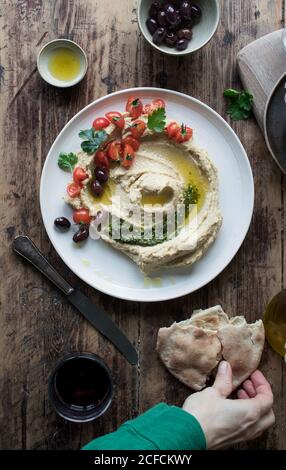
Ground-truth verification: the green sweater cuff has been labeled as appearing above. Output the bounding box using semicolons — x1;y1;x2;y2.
122;403;206;450
83;403;206;451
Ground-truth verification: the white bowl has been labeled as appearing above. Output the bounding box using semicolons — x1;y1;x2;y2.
37;39;88;88
138;0;220;56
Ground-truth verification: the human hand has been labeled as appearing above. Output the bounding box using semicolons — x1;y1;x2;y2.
182;361;275;449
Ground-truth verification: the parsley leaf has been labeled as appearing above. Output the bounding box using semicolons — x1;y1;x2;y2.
223;88;254;121
58;152;78;172
78;128;95;141
147;107;166;133
223;89;240;99
238;91;253;111
79;129;108;154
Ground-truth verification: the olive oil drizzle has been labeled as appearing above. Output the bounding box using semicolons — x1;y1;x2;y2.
109;183;200;247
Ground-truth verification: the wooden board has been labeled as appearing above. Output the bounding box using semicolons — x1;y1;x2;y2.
0;0;285;450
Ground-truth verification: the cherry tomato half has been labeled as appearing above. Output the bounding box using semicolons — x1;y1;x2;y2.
126;97;143;120
73;167;88;184
105;111;125;129
94;150;110;169
67;182;81;198
107;140;122;160
130;120;146;139
92;117;110;130
174;125;193;143
166;122;180;139
152;98;166;110
122;136;140;151
73;208;91;225
121;144;135;168
142;103;153;115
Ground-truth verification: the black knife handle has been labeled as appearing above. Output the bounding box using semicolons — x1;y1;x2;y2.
13;236;74;296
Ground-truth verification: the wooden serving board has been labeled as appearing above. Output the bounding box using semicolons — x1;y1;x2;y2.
237;29;286;131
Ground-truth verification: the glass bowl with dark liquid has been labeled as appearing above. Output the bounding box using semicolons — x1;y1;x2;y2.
48;352;113;422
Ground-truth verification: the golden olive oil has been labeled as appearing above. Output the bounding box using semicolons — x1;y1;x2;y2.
48;48;81;81
263;290;286;357
140;144;209;211
88;180;115;209
141;187;173;206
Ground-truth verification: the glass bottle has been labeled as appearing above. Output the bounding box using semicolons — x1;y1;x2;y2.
263;290;286;358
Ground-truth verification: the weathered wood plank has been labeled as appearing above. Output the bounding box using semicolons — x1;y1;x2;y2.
0;0;140;450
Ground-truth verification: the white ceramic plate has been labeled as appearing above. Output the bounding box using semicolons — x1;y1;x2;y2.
40;87;254;302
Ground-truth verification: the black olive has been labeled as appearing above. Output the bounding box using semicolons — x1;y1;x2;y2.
164;32;178;47
168;12;181;30
191;4;202;19
180;1;192;20
149;1;161;18
157;9;168;27
146;17;158;35
177;28;193;40
95;166;109;183
164;3;179;25
152;27;167;45
176;38;189;50
73;225;89;243
54;217;71;231
91;179;103;197
181;17;194;29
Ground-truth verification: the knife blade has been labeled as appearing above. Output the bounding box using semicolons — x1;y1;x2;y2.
13;235;138;365
67;289;138;365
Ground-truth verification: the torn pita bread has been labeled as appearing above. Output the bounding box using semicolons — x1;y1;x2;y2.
156;305;265;391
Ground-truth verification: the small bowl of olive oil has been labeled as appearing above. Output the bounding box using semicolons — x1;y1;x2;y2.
37;39;88;88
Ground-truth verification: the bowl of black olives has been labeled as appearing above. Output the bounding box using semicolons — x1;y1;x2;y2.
137;0;219;55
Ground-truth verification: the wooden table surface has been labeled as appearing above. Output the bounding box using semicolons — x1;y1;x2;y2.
0;0;285;450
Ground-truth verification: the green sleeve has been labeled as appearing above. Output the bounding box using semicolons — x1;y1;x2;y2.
82;403;206;450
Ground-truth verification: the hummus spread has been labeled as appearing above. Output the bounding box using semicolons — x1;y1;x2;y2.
65;115;222;274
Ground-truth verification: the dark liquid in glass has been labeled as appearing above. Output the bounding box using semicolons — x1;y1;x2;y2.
54;357;111;411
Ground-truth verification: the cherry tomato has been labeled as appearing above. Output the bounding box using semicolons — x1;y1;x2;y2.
107;140;122;160
73;167;88;184
142;103;153;115
92;117;110;130
126;97;143;119
73;208;91;225
105;111;125;129
152;98;166;109
130;120;146;139
174;125;193;143
122;136;140;151
67;182;81;198
121;144;135;168
166;121;180;139
94;150;110;169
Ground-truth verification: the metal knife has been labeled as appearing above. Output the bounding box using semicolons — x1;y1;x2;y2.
13;235;138;365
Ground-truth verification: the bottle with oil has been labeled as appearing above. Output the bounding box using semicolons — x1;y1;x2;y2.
263;290;286;357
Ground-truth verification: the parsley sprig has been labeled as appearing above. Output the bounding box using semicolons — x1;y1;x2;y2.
183;184;199;206
147;107;166;133
58;152;78;172
79;128;108;154
223;89;254;121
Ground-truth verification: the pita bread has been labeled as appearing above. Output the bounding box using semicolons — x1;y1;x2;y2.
156;305;265;391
